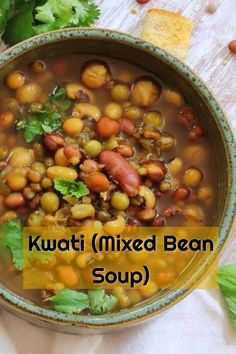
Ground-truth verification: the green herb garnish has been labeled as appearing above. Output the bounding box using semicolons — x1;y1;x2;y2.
2;0;100;45
219;264;236;329
88;290;118;314
16;110;61;143
46;289;90;314
54;179;89;199
47;86;71;111
0;219;23;271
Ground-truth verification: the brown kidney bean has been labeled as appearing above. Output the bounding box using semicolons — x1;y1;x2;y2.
64;146;82;164
138;208;156;222
4;193;25;209
82;172;110;193
43;133;65;152
152;215;165;227
188;124;205;141
172;186;190;202
121;118;135;136
137;0;150;3
177;108;197;128
163;206;182;218
96;116;120;138
99;151;141;196
115;144;134;158
143;160;166;182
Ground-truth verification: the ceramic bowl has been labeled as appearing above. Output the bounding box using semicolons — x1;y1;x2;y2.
0;28;236;334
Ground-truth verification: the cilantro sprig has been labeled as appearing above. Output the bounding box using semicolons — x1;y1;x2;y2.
47;289;118;315
54;179;89;199
16;110;61;143
2;0;100;45
219;264;236;329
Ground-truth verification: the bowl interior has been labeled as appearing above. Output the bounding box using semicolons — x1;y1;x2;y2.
0;29;235;332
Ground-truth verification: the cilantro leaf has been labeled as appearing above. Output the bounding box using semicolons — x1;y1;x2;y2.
46;289;90;314
17;110;61;143
3;2;35;45
0;0;12;33
47;86;71;111
88;290;118;314
219;264;236;329
0;219;23;271
54;179;89;199
34;0;100;34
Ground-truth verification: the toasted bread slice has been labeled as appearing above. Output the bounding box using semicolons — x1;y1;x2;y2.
141;9;193;61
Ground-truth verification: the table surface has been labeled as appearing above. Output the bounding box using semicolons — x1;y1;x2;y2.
0;1;236;353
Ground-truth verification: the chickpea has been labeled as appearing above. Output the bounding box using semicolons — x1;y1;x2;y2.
63;117;83;136
0;112;15;129
112;288;130;309
6;72;25;90
27;169;42;183
183;204;204;223
131;80;161;107
159;181;172;193
124;105;144;120
28;210;45;227
30;61;46;74
9;148;34;167
157;270;176;287
55;148;69;167
41;192;59;213
56;265;78;287
16;82;42;103
144;111;163;130
104;216;126;235
183;168;203;188
73;103;101;121
2;98;19;114
140;281;158;298
57;249;77;264
47;166;78;180
198;186;214;204
84;140;103;158
104;102;123;120
0;211;17;224
81;62;110;89
127;290;142;305
182;145;208;164
45;157;54;168
7;173;27;191
65;82;94;102
103;137;120;150
76;252;94;269
111;83;130;102
163;88;184;107
128;248;149;264
71;204;95;219
168;158;183;175
111;191;130;211
31;161;46;175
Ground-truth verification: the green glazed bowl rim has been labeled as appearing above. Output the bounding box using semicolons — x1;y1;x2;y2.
0;28;236;330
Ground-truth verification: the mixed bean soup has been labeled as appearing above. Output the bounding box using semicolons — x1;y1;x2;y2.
0;55;217;315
